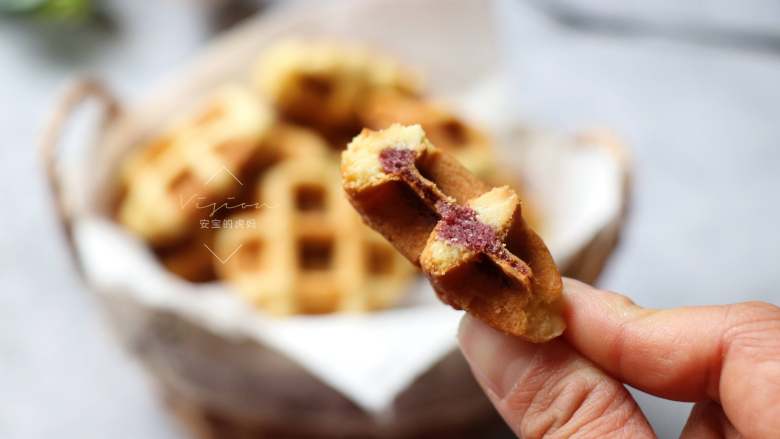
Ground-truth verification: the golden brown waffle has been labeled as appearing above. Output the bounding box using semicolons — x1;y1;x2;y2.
359;90;496;179
215;155;414;315
117;85;273;246
341;124;564;341
247;122;332;184
254;39;420;140
156;228;217;283
155;123;331;284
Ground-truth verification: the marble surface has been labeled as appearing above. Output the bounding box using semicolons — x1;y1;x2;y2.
1;1;779;438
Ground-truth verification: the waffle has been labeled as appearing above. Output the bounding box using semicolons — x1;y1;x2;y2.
214;155;414;315
359;90;496;179
254;39;420;140
341;124;565;342
117;85;273;246
249;122;332;180
156;228;217;283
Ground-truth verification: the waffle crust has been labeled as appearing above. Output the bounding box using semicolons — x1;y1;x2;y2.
341;124;565;342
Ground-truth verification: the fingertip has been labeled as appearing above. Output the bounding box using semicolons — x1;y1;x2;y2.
562;277;593;293
560;278;607;342
456;312;476;347
562;277;626;307
562;278;605;316
561;278;644;326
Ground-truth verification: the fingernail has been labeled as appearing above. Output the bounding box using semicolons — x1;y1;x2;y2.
458;314;540;398
563;277;644;320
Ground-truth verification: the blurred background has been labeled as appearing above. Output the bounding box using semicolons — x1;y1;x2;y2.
1;0;779;438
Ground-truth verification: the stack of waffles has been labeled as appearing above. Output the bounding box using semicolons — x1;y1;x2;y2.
115;39;530;316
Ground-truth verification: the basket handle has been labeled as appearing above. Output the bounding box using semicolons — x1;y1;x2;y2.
41;78;121;249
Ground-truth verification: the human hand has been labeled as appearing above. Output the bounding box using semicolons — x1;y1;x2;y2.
457;278;780;438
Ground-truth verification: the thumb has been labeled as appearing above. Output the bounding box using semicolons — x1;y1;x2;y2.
457;314;654;438
562;278;780;438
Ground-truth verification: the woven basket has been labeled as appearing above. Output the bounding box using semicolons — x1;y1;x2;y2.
41;78;630;438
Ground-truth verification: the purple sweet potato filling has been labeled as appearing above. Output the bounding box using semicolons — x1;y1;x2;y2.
378;145;532;281
379;147;501;254
378;147;416;174
435;201;502;254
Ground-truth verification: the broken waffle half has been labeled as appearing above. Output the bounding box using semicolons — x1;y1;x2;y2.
341;124;565;342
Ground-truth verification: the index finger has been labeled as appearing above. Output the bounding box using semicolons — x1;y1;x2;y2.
562;279;780;438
